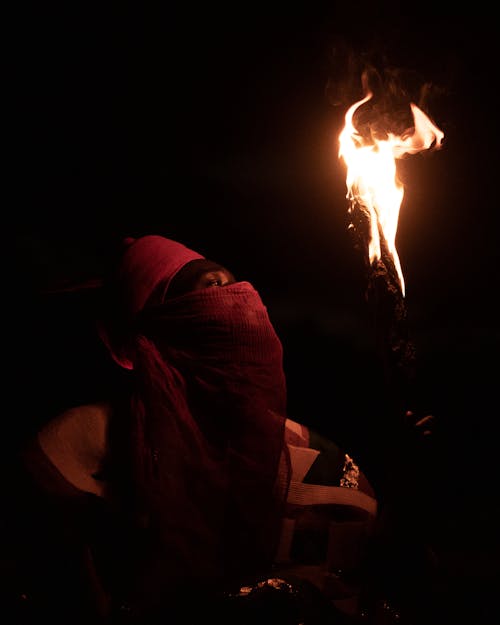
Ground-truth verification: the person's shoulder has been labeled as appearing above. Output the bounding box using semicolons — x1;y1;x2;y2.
41;401;113;439
63;401;113;422
39;402;112;466
37;401;114;496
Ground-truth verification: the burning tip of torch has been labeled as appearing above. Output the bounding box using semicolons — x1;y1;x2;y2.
338;90;444;299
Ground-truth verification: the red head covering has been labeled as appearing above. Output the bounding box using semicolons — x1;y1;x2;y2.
115;235;204;320
99;235;203;368
100;235;290;613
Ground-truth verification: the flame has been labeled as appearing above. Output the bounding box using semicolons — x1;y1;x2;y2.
338;91;444;297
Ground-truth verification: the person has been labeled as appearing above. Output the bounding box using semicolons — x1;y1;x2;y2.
3;234;386;625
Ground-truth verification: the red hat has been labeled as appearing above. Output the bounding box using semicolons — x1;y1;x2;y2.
116;235;204;321
99;235;204;368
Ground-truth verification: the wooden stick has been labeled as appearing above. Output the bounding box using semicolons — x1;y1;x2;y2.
348;200;416;426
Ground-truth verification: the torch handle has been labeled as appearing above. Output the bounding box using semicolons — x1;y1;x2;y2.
348;202;428;506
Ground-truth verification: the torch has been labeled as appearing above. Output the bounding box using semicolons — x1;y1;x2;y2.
338;84;444;497
335;76;446;619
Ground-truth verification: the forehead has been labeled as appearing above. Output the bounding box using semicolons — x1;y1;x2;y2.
166;258;235;298
176;258;232;278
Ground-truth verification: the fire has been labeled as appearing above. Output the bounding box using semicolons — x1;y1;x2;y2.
338;91;444;297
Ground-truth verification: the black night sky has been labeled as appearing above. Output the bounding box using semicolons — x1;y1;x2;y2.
5;3;500;621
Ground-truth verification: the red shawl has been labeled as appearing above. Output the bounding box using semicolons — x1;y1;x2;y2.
99;236;291;606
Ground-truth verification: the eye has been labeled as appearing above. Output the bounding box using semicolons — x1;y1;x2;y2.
164;261;237;300
199;269;236;290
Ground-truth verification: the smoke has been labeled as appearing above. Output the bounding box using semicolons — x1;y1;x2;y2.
324;36;449;146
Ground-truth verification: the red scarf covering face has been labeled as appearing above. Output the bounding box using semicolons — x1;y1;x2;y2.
100;236;291;604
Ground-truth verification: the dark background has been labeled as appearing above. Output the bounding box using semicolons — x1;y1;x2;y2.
5;3;500;620
7;3;498;448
